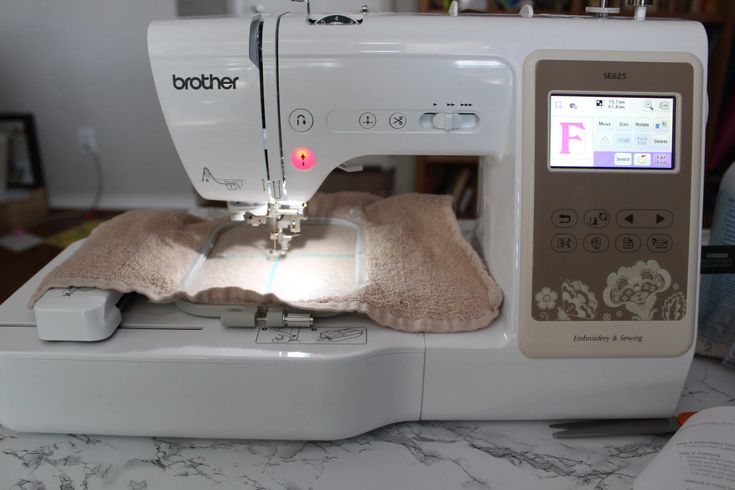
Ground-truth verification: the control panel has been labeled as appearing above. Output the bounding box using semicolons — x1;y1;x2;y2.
520;55;703;358
322;110;479;133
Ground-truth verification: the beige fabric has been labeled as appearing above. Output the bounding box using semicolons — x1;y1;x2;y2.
31;192;503;332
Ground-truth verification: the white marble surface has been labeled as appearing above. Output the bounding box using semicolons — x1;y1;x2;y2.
1;357;733;490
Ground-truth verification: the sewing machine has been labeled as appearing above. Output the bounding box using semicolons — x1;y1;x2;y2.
0;2;707;439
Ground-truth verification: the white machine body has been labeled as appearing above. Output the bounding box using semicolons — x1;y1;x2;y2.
0;11;707;439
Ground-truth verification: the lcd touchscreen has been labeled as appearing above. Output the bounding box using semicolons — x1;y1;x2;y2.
549;95;675;170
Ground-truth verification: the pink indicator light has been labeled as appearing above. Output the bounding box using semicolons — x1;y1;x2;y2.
290;147;316;171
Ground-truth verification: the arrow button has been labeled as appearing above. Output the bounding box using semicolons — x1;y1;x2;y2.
653;210;673;228
617;210;641;228
617;209;673;228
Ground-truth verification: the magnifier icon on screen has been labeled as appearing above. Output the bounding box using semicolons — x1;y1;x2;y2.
644;100;654;111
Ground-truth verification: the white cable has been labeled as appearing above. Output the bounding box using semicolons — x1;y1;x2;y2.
88;151;103;211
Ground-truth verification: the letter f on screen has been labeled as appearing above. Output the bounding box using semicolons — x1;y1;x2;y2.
559;122;585;154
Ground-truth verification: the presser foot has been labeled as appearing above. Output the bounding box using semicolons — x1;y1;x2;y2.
245;201;307;259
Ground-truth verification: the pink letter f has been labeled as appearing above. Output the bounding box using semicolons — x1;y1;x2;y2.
560;122;585;154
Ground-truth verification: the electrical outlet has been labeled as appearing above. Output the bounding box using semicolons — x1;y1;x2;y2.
77;127;97;154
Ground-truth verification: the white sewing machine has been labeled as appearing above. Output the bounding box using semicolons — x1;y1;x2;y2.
0;2;707;439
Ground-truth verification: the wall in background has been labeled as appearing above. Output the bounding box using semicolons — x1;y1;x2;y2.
0;0;195;209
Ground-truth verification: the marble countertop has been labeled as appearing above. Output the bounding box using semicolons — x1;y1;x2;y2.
1;356;733;490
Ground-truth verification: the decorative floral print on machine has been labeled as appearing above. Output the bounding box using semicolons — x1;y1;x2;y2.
558;280;598;320
535;287;557;310
661;291;687;321
602;260;671;320
534;260;685;321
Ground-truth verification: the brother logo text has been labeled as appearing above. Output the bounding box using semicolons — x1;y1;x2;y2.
172;74;239;90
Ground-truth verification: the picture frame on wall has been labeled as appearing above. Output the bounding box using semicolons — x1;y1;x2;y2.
0;114;44;189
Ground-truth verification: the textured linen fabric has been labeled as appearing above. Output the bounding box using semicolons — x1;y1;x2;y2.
31;192;503;333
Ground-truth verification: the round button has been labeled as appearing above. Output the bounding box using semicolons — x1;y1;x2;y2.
289;109;313;132
583;209;610;228
290;147;316;171
583;234;609;253
389;112;406;129
551;209;578;228
551;234;577;253
359;112;376;129
615;234;641;253
647;234;673;253
652;210;673;228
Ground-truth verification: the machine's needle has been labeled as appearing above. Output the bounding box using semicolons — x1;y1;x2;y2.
270;217;278;257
